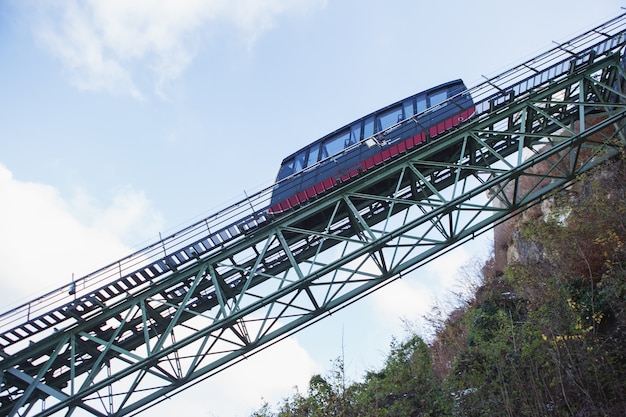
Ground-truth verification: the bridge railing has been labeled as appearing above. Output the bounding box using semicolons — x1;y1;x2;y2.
1;12;626;347
0;185;273;348
469;15;626;114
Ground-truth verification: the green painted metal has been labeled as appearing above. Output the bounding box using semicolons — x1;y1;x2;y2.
3;13;626;417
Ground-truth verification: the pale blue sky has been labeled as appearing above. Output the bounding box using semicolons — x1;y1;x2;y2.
0;1;621;416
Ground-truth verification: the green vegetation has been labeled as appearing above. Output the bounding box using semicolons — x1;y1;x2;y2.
251;158;626;417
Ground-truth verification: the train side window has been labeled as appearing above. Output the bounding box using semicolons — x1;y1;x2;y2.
323;131;348;157
294;150;306;172
307;144;320;167
428;90;447;107
363;116;374;139
347;124;361;146
403;99;414;118
416;97;427;113
376;105;402;132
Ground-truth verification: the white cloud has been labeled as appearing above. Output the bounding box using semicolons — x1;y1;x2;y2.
138;335;318;417
370;244;487;338
0;164;161;308
227;0;327;45
191;337;318;417
0;162;488;415
27;0;327;99
69;184;164;248
0;163;318;416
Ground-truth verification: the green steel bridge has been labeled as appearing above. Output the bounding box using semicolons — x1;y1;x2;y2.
3;13;626;417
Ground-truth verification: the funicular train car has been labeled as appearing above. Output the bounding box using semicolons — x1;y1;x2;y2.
269;79;474;213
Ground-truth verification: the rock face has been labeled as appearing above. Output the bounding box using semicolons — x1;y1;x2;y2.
491;115;620;274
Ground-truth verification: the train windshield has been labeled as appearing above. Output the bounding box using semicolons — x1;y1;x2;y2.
277;159;294;181
294;150;306;171
276;149;306;181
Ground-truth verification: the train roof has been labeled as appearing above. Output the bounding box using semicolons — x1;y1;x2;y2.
279;78;466;165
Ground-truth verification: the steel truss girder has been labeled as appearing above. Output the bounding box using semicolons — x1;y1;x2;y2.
3;43;626;417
